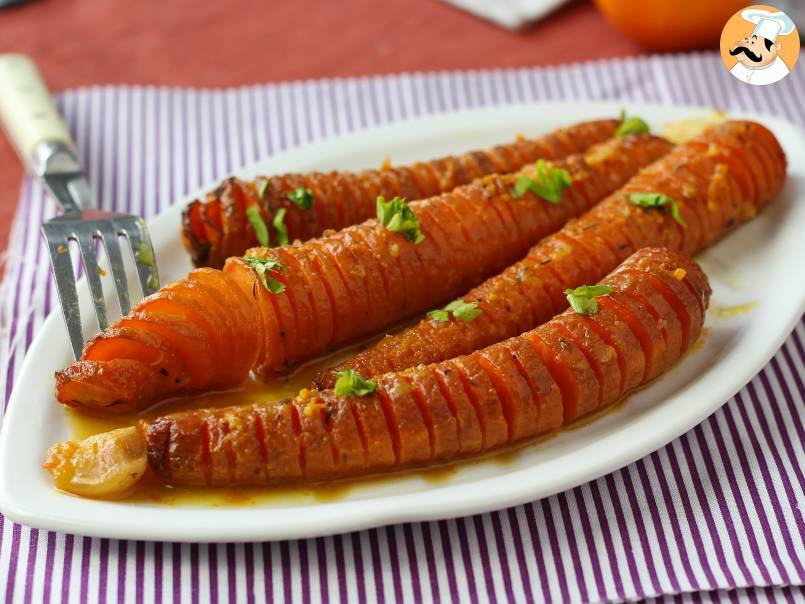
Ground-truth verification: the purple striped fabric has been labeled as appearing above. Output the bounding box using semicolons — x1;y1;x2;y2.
1;53;804;603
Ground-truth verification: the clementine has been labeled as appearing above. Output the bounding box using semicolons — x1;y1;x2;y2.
594;0;751;51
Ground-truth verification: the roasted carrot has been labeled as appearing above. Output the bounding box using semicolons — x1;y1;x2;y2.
55;269;260;414
181;119;622;268
55;132;672;414
315;120;786;388
229;133;671;375
46;246;708;491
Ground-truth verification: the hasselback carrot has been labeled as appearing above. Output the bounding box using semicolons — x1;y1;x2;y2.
315;120;786;388
125;247;709;488
55;133;671;414
229;133;672;375
181;119;621;268
55;269;260;414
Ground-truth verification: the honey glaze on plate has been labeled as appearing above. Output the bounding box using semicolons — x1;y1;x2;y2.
713;301;757;319
62;339;627;507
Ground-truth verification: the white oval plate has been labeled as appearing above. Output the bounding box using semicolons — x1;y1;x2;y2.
1;102;804;542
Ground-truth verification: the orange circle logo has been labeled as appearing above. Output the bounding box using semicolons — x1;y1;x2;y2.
720;4;799;86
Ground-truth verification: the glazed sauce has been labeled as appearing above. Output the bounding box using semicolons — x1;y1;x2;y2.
713;301;757;319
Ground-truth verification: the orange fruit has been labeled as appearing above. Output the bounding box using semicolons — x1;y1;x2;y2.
593;0;751;51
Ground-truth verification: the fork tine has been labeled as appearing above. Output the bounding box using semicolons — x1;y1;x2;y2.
99;225;132;316
122;218;160;296
44;235;84;360
76;231;108;331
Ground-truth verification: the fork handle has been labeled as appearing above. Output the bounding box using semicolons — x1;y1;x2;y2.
0;53;75;173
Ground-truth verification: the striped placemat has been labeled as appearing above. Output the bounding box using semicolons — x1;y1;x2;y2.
1;53;803;603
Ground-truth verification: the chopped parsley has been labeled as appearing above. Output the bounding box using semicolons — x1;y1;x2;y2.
565;285;613;315
246;205;291;248
628;192;687;227
257;178;269;199
273;208;289;246
334;369;377;397
512;159;572;204
134;238;159;289
246;206;270;246
287;187;314;210
241;255;286;294
615;110;650;138
427;299;482;323
376;196;424;244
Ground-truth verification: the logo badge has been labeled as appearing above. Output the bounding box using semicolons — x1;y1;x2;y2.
720;4;799;86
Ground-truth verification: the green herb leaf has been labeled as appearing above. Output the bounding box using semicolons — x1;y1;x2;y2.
565;285;613;315
241;255;286;294
286;187;314;210
511;159;572;204
627;192;687;227
257;178;269;199
427;299;482;323
134;237;159;289
333;369;377;397
616;110;650;138
426;309;451;322
273;208;289;246
246;206;270;246
446;299;482;321
376;196;424;244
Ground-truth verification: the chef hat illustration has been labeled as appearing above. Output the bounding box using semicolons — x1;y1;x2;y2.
741;8;796;43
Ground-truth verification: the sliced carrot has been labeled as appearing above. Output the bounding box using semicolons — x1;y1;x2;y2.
376;374;432;465
504;338;564;434
262;402;304;481
475;347;538;443
349;395;397;468
451;356;509;448
553;316;620;408
294;397;337;478
406;368;461;461
322;392;367;473
530;326;598;421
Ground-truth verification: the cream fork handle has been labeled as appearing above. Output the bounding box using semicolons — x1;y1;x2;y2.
0;53;75;173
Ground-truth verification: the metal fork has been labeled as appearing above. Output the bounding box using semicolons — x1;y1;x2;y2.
0;54;160;360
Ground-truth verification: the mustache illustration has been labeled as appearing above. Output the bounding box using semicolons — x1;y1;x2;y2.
730;45;763;62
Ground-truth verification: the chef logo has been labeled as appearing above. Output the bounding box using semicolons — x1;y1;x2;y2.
720;5;799;86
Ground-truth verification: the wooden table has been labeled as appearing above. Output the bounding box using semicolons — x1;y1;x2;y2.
0;0;644;259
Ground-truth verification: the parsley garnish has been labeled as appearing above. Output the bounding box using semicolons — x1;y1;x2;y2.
273;208;289;246
334;369;377;397
241;256;286;294
565;285;613;315
287;187;314;210
615;110;650;138
246;206;270;246
512;159;572;204
628;192;687;227
376;196;424;244
257;178;269;199
134;239;159;289
427;299;482;323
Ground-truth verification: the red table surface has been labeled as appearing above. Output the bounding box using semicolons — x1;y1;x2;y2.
0;0;644;266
